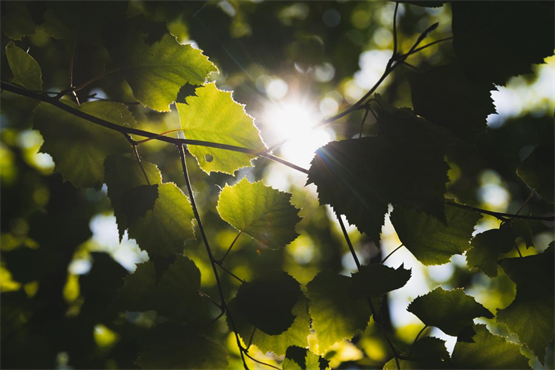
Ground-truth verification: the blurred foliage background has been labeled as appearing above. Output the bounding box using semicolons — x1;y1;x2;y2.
1;1;554;369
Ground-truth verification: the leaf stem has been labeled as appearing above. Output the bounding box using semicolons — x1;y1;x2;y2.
215;262;246;284
218;230;243;265
407;325;428;357
382;244;405;264
446;201;554;222
177;144;249;370
359;108;370;139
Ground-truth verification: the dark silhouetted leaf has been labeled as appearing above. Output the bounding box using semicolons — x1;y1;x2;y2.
384;337;450;369
349;264;411;299
466;224;513;278
283;346;330;370
1;3;37;40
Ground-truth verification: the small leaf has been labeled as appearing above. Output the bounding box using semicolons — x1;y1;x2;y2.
177;83;266;174
349;264;411;299
283;346;330;370
227;296;310;356
33;101;133;189
126;183;195;258
452;325;531;369
112;255;204;323
235;271;302;335
104;154;162;240
497;245;554;364
509;219;534;249
1;3;37;40
107;33;217;111
407;287;493;336
406;63;495;143
517;123;554;203
466;225;513;278
217;177;301;249
391;205;481;265
306;270;371;352
6;41;42;91
383;337;450;369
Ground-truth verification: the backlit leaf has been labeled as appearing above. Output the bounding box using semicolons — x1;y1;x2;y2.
108;33;217;111
391;205;481;265
177;83;265;174
452;324;530;369
235;271;302;335
466;224;513;277
497;246;554;364
33;101;133;189
349;264;411;299
5;42;42;91
307;270;371;353
407;287;493;336
217;177;301;249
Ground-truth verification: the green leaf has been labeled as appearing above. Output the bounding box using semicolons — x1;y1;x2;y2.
126;183;195;258
33;101;133;189
509;219;534;249
6;42;42;91
217;177;301;249
407;287;493;336
391;205;481;265
452;325;530;369
137;324;228;369
283;346;330;370
306;270;371;352
349;264;411;299
383;337;450;369
1;3;37;40
177;83;265;174
406;63;495;143
497;246;554;364
452;2;554;85
227;296;311;356
235;271;302;335
517;123;554;203
104;154;162;240
466;225;513;278
107;33;217;111
112;255;205;323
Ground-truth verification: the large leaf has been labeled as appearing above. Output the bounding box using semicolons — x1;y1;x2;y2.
227;296;310;356
391;205;481;265
406;63;495;143
125;183;195;258
283;346;330;370
104;154;162;240
1;3;37;40
407;287;493;336
137;324;228;369
466;225;513;278
107;33;217;111
33;101;134;189
497;246;554;364
112;256;205;323
517;123;554;203
349;264;411;299
5;42;42;91
383;337;450;369
452;2;554;85
235;271;302;335
217;177;301;249
306;270;371;352
177;83;265;174
452;325;530;369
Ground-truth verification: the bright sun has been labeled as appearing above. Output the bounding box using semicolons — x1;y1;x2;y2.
263;100;334;168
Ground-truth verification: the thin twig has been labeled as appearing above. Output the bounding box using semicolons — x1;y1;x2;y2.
216;262;246;284
246;327;257;350
242;351;280;370
408;36;454;55
132;145;151;186
515;190;536;216
446;201;554;222
407;325;428;357
218;231;243;264
359;108;370;139
392;2;400;57
382;244;404;264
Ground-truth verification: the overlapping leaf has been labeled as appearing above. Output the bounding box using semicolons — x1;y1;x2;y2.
383;337;450;369
349;264;411;299
177;83;266;174
407;287;493;336
307;270;371;352
452;1;554;85
217;177;301;249
406;63;495;143
452;325;530;369
125;183;195;258
391;205;481;265
517;123;554;203
107;31;217;111
6;42;42;91
283;346;330;370
497;246;554;364
34;101;134;189
1;3;37;40
466;225;513;278
112;256;204;323
235;271;302;335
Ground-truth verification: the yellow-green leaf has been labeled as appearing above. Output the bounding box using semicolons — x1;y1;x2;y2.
6;41;42;91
